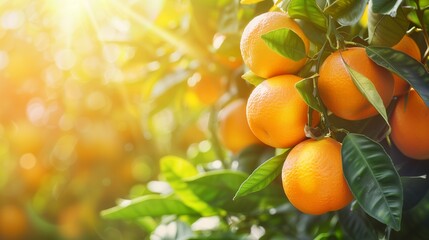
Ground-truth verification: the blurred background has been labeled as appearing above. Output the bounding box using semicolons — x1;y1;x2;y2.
0;0;272;239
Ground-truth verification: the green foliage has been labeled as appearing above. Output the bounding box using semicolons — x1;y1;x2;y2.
295;76;326;114
371;0;403;15
366;46;429;107
323;0;368;26
339;207;379;240
160;156;219;216
287;0;327;29
99;0;429;239
101;195;199;219
343;60;390;129
261;28;307;61
367;6;409;46
342;134;403;231
241;70;265;86
234;150;290;199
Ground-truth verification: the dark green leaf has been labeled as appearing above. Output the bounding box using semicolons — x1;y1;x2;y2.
160;156;219;215
401;176;429;210
339;206;379;240
368;6;408;46
100;195;199;219
234;149;290;199
241;70;265;86
343;59;390;130
371;0;402;16
288;0;327;29
392;189;429;239
366;46;429;107
185;170;257;212
295;76;326;113
342;133;403;231
296;19;327;47
324;0;368;26
261;28;306;61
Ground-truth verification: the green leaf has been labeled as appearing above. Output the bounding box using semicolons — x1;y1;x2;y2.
371;0;402;16
296;19;327;47
288;0;327;29
401;176;429;210
185;170;257;213
241;70;265;86
324;0;368;26
394;189;429;238
366;46;429;107
261;28;306;61
342;133;403;231
234;149;290;199
100;195;199;219
339;206;379;240
235;144;275;174
160;155;198;179
406;0;429;31
295;76;326;113
368;6;408;46
160;156;219;216
342;58;390;130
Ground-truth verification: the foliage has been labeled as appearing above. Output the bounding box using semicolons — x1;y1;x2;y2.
2;0;429;239
99;0;429;239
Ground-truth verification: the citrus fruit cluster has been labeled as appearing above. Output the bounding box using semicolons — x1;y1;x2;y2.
235;10;429;215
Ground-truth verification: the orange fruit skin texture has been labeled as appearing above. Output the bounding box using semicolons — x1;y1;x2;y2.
391;89;429;160
218;99;262;154
246;75;320;148
240;11;310;79
282;138;353;215
318;47;394;120
391;35;421;96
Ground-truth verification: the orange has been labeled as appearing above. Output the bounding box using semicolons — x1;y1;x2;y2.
218;99;262;153
188;72;225;105
282;138;353;215
391;35;421;96
390;89;429;160
240;11;310;78
246;74;319;148
318;47;394;120
0;204;28;239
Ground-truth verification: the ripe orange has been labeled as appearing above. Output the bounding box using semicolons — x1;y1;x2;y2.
391;35;421;96
390;89;429;160
246;74;319;148
0;204;28;239
188;72;225;105
240;11;310;78
218;99;262;153
318;47;394;120
282;138;353;215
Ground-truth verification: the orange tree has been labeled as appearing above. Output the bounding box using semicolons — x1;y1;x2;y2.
101;0;429;239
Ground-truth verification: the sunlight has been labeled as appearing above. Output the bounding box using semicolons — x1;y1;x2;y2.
109;0;206;61
44;0;88;48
